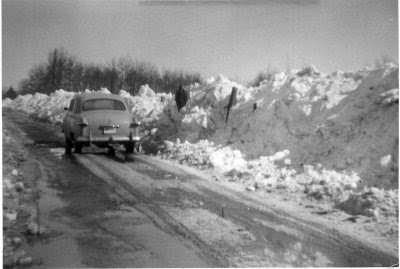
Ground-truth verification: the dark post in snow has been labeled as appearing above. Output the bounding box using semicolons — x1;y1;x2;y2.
225;86;238;123
175;84;188;112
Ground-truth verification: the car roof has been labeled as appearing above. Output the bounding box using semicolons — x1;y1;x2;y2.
74;93;125;102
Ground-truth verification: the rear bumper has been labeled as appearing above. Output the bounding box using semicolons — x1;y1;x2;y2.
76;135;140;143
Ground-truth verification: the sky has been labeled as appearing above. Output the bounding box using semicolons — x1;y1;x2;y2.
2;0;398;90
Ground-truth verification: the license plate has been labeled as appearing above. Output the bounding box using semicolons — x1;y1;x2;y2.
103;128;116;134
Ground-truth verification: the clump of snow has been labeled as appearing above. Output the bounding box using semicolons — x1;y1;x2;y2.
379;88;399;105
296;165;360;202
138;84;156;97
243;155;297;192
98;88;111;94
209;147;247;173
380;155;392;167
267;150;290;162
336;187;398;220
3;98;13;107
160;139;217;169
182;106;209;130
118;90;131;99
122;89;172;124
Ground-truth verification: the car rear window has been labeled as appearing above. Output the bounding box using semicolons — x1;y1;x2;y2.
82;99;126;111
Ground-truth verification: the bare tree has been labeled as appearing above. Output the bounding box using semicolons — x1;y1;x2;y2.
17;48;203;95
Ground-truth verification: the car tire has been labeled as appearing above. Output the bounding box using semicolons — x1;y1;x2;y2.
75;143;82;154
107;146;116;156
65;137;72;155
125;142;135;154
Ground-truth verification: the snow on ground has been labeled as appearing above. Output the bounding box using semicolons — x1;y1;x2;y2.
3;127;45;267
3;63;398;223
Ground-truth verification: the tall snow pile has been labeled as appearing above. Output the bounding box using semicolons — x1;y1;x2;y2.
3;63;398;219
157;64;398;189
3;90;75;123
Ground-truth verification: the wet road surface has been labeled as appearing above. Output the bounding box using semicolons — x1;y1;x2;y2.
3;110;218;268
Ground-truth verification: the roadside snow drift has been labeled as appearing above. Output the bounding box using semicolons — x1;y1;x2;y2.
157;64;398;189
3;63;398;218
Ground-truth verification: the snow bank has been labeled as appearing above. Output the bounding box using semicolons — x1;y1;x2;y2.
157;64;398;189
4;90;75;124
2;88;171;125
155;63;398;212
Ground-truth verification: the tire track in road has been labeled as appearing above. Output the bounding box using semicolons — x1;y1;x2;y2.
75;153;230;267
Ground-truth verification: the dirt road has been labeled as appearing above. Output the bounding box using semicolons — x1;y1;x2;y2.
3;110;398;267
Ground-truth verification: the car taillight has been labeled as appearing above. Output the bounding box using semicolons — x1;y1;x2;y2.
130;115;141;128
130;122;141;128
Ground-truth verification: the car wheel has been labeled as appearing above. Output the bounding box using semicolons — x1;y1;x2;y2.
125;142;135;154
107;146;116;156
75;143;82;154
65;137;72;155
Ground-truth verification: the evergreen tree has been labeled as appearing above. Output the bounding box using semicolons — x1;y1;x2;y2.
3;86;17;99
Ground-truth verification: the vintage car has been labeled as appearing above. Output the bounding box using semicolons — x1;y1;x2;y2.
62;93;140;154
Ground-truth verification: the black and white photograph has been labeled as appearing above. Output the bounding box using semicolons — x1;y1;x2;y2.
2;0;398;267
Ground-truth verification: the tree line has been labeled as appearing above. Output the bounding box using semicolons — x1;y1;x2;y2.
17;48;203;96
